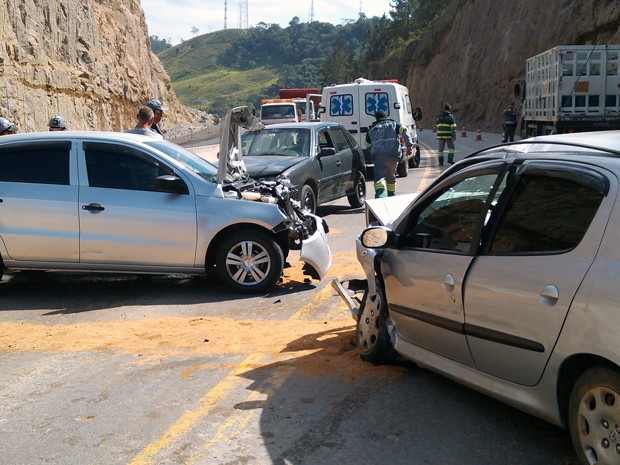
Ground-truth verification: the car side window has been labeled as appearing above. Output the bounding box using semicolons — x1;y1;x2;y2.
0;142;70;185
402;173;503;253
318;130;335;151
327;128;350;152
84;142;175;192
489;173;604;254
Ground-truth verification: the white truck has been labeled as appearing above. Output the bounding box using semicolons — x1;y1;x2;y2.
318;78;422;177
520;45;620;136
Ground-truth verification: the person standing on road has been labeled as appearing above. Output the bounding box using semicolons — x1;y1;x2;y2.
124;106;164;139
146;99;167;137
0;117;16;136
365;110;413;198
436;103;457;166
48;115;68;131
501;102;518;142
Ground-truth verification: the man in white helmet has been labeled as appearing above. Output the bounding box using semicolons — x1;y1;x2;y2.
0;117;15;136
48;115;68;131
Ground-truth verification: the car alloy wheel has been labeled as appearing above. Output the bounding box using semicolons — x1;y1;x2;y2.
569;367;620;465
215;230;284;294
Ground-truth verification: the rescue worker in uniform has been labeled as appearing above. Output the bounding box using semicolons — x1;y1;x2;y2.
365;110;413;198
501;102;518;142
436;103;457;166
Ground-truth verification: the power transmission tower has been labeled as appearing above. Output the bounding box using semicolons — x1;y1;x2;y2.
224;0;227;29
359;0;363;17
308;0;314;22
238;0;248;29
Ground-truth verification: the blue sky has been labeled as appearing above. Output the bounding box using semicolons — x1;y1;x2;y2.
141;0;394;45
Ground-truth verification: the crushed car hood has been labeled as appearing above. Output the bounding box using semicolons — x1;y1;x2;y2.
365;193;419;227
218;106;264;184
243;156;303;178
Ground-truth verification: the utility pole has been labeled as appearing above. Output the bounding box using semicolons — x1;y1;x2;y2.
224;0;227;29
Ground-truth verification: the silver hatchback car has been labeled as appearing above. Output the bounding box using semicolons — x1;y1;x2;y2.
0;107;331;293
334;131;620;465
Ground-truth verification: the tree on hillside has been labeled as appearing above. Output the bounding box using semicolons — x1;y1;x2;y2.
320;36;358;86
149;35;172;54
191;26;200;36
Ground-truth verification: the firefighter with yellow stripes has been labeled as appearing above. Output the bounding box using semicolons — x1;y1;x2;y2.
436;103;457;166
365;110;413;198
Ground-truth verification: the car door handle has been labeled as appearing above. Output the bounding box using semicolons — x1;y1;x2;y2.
336;160;341;166
82;203;105;212
441;274;455;292
539;284;559;306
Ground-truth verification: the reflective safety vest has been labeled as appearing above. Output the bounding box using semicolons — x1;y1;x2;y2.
436;111;456;139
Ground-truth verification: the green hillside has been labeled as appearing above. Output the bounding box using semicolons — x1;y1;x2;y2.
157;20;375;115
157;3;452;116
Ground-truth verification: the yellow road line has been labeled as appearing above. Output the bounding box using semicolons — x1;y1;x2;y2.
128;352;264;465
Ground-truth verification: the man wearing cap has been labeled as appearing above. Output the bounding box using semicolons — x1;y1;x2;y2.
124;106;164;139
146;99;167;136
364;110;413;198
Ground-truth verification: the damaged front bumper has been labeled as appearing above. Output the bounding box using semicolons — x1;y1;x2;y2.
299;212;331;280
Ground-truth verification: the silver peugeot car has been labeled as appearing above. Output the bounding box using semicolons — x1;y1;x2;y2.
333;131;620;465
0;107;331;293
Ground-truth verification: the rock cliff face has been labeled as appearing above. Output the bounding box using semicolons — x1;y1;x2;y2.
0;0;187;132
399;0;620;131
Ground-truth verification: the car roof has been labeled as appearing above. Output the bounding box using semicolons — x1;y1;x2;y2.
0;131;163;144
251;122;343;130
470;130;620;160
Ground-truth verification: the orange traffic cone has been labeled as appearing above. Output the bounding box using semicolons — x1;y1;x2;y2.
475;129;483;141
461;127;467;137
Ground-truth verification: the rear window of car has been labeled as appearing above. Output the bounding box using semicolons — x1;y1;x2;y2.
0;141;71;185
489;173;604;254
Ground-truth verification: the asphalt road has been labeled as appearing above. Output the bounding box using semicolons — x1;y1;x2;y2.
0;129;578;465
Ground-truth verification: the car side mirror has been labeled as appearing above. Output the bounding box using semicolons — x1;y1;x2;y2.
360;226;393;248
155;175;188;194
318;147;337;158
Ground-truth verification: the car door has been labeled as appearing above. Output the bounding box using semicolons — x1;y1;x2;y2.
78;141;198;267
0;140;79;262
327;126;355;196
463;162;614;386
316;129;344;200
380;163;507;366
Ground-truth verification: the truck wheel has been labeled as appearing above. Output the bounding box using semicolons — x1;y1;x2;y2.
408;146;421;168
347;171;366;209
396;160;408;178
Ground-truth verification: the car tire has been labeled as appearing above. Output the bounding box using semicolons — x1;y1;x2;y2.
300;184;317;214
408;146;421;168
396;159;408;177
347;171;366;209
356;279;396;364
568;366;620;465
215;229;284;294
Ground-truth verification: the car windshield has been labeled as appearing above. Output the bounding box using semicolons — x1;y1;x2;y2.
145;140;218;181
241;128;311;157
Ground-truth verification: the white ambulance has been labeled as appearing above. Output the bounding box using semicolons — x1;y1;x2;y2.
318;78;422;176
